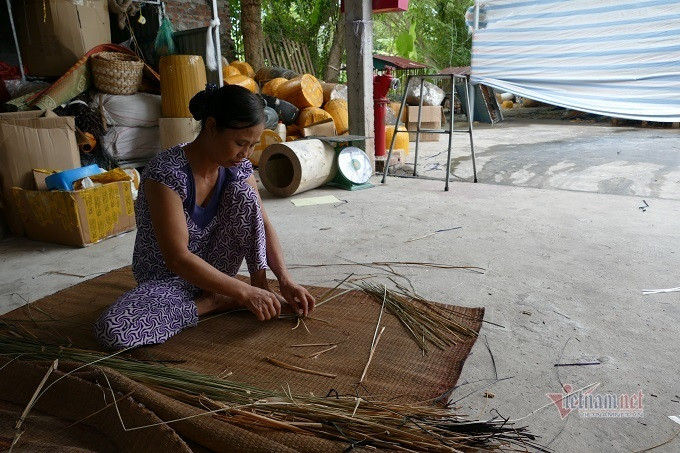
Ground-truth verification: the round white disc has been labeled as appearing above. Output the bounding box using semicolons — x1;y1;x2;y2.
337;147;372;184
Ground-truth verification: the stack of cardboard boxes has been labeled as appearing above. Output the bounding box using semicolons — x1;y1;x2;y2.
0;0;136;246
393;104;443;143
405;106;443;142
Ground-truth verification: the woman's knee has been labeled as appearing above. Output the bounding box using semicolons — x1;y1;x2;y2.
93;285;198;349
93;304;139;349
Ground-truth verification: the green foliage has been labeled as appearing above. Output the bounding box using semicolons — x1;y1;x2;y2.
260;0;339;75
228;0;244;58
229;0;472;75
394;32;412;59
374;0;474;71
394;22;417;60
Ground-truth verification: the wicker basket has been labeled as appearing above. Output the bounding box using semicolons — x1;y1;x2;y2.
91;52;144;95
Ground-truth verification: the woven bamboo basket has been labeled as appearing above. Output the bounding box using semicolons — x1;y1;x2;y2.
323;99;349;134
277;74;323;110
298;107;333;128
91;52;144;95
261;77;287;96
224;74;259;93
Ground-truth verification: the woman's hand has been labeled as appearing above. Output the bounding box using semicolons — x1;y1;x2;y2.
241;286;282;321
279;279;315;317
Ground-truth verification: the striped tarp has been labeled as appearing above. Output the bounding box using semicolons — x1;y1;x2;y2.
468;0;680;121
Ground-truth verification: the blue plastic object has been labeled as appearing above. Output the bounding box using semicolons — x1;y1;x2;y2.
45;164;104;191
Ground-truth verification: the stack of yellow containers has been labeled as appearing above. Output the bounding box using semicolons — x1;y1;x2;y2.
158;55;206;150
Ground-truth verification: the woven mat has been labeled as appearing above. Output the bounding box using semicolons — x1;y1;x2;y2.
0;266;484;451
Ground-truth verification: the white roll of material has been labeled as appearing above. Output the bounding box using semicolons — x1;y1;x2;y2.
258;139;338;197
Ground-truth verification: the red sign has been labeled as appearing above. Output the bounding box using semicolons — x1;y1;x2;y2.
341;0;408;14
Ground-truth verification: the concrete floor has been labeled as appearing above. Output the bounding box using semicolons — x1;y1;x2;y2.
1;118;679;452
395;116;680;200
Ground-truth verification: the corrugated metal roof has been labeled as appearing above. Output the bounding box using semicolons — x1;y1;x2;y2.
373;54;429;69
437;66;471;76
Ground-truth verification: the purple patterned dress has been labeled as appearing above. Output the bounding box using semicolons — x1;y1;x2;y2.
94;145;268;349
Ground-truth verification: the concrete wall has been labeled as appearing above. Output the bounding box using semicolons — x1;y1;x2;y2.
164;0;234;60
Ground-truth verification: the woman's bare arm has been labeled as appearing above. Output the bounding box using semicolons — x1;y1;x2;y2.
246;175;316;315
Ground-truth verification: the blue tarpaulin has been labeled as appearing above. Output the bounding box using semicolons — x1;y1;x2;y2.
468;0;680;121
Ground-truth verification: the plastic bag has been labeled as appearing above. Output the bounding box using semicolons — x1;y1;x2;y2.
263;106;279;129
405;79;446;106
154;18;177;62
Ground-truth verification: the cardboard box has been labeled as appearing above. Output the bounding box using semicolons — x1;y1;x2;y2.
390;105;442;125
0;111;81;235
302;118;337;137
406;106;442;141
407;123;441;142
407;105;442;123
12;181;136;247
13;0;111;77
32;170;55;191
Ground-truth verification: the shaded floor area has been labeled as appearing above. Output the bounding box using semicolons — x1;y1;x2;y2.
390;116;680;200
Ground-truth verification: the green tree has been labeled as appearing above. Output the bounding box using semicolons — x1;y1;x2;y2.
374;0;473;71
228;0;340;77
228;1;471;78
324;11;345;82
241;0;265;70
227;0;244;59
261;0;339;76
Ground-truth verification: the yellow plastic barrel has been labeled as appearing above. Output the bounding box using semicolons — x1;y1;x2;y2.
385;125;410;156
160;55;207;118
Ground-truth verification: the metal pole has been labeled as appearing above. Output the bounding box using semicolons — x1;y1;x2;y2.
211;0;223;86
467;3;480;182
413;77;425;177
468;3;479;129
381;75;410;184
6;0;26;81
444;74;454;191
465;76;478;183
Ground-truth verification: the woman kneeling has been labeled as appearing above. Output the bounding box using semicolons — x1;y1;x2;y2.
94;84;314;349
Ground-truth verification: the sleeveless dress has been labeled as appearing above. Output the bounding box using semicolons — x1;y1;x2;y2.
93;145;268;349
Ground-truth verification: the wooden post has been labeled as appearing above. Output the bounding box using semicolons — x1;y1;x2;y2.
344;0;375;170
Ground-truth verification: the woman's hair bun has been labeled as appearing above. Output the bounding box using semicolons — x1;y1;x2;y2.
188;90;208;121
189;84;265;130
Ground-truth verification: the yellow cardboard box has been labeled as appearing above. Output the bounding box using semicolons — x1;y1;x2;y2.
12;180;136;247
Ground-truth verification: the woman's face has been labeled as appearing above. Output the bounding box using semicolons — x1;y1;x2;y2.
209;121;265;168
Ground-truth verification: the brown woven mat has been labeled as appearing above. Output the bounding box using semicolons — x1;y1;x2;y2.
0;359;192;452
0;266;484;451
